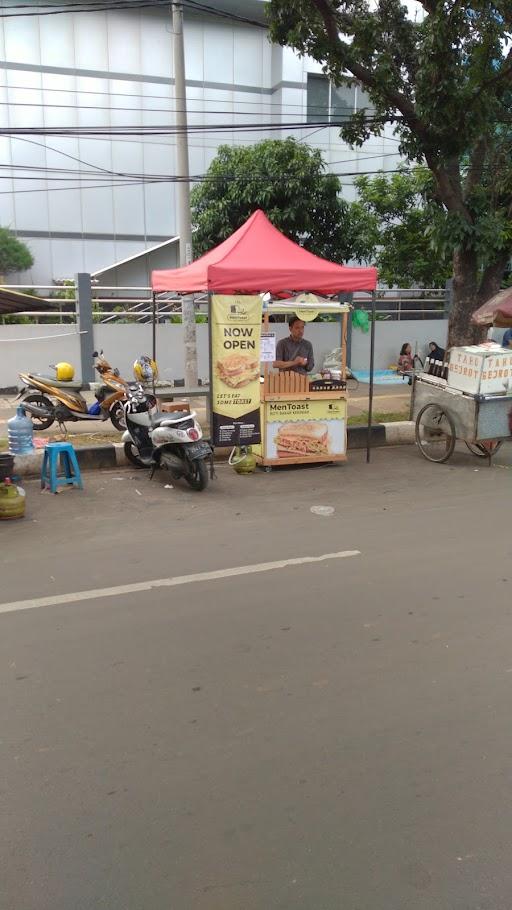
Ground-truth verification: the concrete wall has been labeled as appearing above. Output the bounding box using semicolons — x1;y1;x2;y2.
0;326;82;389
4;319;506;390
351;319;449;373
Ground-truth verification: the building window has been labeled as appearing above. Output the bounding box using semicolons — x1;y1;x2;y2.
306;74;330;122
307;74;374;123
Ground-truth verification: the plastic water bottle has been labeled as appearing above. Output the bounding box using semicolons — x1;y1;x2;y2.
7;407;34;455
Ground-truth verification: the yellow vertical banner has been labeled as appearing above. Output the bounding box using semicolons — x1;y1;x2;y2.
211;295;262;446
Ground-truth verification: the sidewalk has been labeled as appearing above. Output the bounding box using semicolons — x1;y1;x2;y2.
347;382;411;419
0;383;412;448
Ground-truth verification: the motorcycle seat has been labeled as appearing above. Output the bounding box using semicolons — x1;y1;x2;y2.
30;374;83;390
151;410;191;427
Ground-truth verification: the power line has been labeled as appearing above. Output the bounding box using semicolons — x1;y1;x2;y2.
0;81;360;112
0;99;356;117
180;0;266;28
0;2;172;16
0;151;403;177
0;0;266;26
0;166;413;195
0;0;161;6
9;113;505;141
0;115;395;137
0;164;406;182
6;134;403;184
1;0;169;6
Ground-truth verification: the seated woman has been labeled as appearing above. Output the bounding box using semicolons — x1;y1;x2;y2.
398;343;414;371
397;343;415;385
428;341;445;361
426;341;447;378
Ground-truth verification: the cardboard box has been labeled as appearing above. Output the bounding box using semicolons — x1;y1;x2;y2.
448;345;512;395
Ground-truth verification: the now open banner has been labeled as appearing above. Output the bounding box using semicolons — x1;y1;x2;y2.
211;294;262;447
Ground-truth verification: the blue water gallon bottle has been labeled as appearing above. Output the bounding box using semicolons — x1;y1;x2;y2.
8;406;34;455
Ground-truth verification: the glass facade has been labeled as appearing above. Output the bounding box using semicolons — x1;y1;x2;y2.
307;74;373;123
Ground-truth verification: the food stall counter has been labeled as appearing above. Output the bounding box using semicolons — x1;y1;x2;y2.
254;299;350;468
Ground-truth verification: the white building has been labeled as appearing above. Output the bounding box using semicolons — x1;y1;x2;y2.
0;0;401;287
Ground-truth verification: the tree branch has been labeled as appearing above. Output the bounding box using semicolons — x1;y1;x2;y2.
309;0;472;221
464;137;487;196
423;154;470;219
471;47;512;104
477;251;511;304
309;0;430;138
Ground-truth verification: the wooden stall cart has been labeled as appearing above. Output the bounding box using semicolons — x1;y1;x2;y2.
254;299;351;470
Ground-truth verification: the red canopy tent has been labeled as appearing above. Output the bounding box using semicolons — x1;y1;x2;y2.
151;210;379;461
151;209;377;294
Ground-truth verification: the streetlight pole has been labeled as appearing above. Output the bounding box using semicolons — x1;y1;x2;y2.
172;0;197;386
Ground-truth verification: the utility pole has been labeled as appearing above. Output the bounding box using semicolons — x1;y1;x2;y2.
172;0;198;386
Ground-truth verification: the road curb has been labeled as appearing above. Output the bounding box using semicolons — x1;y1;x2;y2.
348;420;415;449
10;423;415;478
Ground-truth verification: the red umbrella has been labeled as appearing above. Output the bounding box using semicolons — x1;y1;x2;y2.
471;287;512;327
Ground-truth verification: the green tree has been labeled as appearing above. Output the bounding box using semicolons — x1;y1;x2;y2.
268;1;512;345
350;167;452;287
191;137;364;263
0;227;33;277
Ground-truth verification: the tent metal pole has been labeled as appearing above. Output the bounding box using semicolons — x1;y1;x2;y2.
152;292;156;365
366;291;376;463
208;292;213;444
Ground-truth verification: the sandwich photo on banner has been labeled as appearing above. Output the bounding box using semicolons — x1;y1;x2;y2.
216;352;260;388
276;421;329;458
211;295;262;446
265;399;347;460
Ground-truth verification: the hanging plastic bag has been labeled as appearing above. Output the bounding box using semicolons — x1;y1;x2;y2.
352;309;369;333
323;347;342;370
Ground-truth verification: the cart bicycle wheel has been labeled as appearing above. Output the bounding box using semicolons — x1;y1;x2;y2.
465;440;503;459
415;403;456;463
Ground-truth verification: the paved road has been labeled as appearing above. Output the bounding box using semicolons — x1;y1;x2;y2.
1;445;511;909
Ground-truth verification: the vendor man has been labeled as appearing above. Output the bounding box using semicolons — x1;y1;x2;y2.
273;316;314;374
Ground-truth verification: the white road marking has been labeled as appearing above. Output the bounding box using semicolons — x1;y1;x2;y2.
0;550;360;616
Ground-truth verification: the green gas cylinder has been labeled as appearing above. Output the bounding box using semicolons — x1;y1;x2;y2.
228;446;257;475
0;481;26;520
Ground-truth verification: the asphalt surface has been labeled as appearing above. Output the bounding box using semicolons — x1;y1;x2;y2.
1;444;512;910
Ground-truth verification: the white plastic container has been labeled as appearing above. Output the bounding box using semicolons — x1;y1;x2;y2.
447;345;512;395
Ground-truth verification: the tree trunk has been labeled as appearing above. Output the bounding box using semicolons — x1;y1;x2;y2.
448;247;484;346
477;251;511;308
448;247;510;347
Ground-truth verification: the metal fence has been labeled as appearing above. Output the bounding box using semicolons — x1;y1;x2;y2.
353;287;448;320
0;281;449;323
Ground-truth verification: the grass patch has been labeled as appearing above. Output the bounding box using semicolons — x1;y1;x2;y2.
348;410;409;426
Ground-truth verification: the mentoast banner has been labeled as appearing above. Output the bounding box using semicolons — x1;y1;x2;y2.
211;295;262;446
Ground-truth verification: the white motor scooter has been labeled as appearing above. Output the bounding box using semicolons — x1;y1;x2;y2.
121;385;213;491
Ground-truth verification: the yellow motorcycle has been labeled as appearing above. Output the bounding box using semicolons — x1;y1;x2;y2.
17;352;128;431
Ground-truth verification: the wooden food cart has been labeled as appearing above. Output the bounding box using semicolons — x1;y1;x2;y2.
254;298;350;470
150;210;378;461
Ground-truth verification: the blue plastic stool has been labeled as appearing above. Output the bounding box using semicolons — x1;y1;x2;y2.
41;442;83;493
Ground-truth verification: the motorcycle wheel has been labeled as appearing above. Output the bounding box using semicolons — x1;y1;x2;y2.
22;393;55;430
123;441;153;469
110;401;126;431
185;458;209;491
